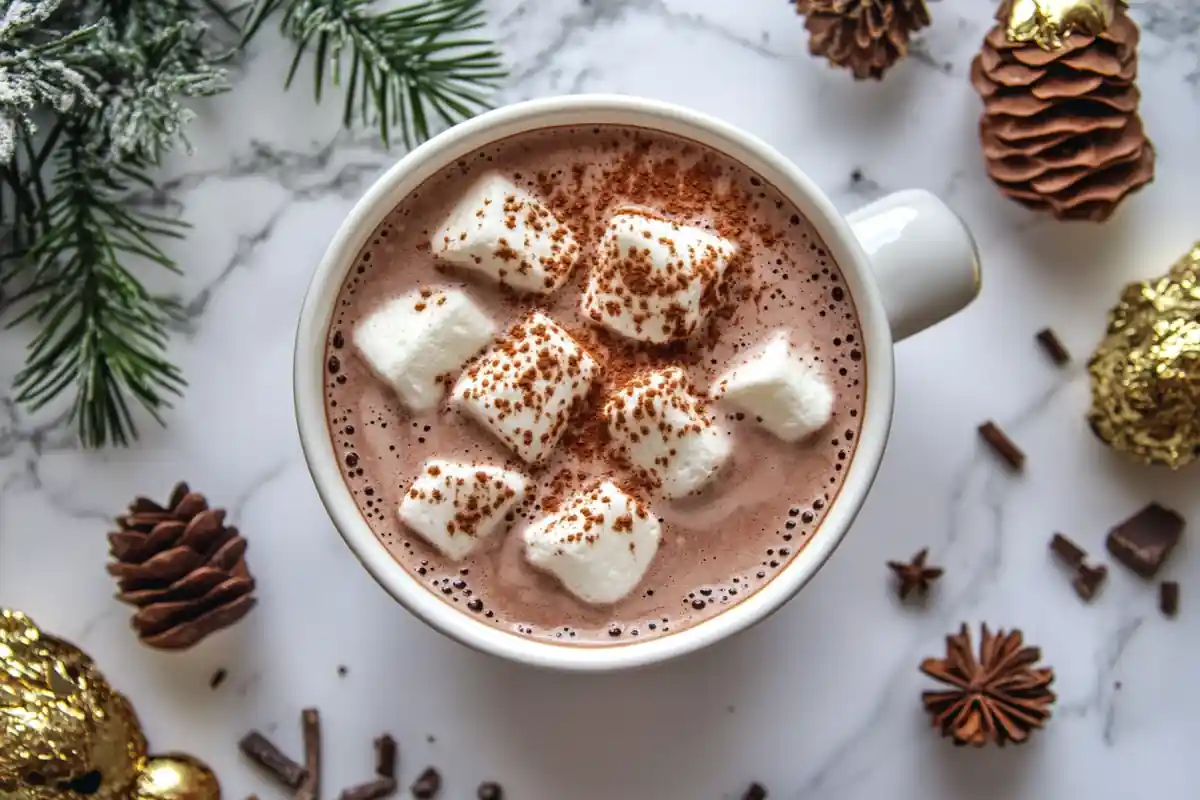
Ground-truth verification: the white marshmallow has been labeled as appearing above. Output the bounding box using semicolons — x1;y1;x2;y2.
711;331;834;443
452;312;600;464
432;173;581;295
523;481;661;605
353;286;495;413
398;459;530;561
604;367;731;499
581;208;737;343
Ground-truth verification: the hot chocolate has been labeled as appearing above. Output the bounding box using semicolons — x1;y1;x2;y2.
322;125;866;644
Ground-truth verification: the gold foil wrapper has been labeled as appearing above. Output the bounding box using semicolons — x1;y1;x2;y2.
1087;244;1200;469
0;610;220;800
1006;0;1121;50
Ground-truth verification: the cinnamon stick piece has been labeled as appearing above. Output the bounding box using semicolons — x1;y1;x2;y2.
296;708;322;800
238;731;307;789
338;778;397;800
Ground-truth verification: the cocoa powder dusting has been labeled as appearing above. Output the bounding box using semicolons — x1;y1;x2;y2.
323;126;866;644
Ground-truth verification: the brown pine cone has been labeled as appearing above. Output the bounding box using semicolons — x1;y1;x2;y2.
970;6;1153;221
920;623;1056;747
795;0;931;80
108;482;257;650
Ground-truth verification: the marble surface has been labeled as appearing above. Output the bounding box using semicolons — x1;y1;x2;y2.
2;0;1200;797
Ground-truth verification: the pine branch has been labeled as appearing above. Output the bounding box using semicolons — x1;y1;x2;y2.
7;122;186;448
0;0;103;162
243;0;506;148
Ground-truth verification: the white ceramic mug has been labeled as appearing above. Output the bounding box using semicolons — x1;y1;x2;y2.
294;95;980;672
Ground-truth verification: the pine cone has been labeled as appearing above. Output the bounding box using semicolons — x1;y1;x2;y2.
795;0;931;80
920;623;1056;747
108;482;256;650
971;5;1153;221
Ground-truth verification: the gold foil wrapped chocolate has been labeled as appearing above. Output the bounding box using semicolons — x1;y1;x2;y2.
1006;0;1121;50
1088;244;1200;469
0;610;220;800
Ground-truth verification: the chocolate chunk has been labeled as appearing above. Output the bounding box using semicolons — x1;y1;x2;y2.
1161;581;1180;618
978;421;1025;470
411;767;441;799
742;783;768;800
1049;533;1086;568
374;734;397;779
477;782;504;800
209;667;227;690
1072;563;1107;602
1106;503;1185;578
1035;328;1071;365
336;778;396;800
238;731;308;789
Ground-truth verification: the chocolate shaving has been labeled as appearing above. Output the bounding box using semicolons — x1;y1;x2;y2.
337;778;397;800
374;734;397;779
296;709;322;800
742;783;768;800
1049;533;1086;567
411;767;442;799
978;421;1025;470
1072;563;1108;601
238;731;308;789
1035;328;1071;365
477;782;504;800
1160;581;1180;617
1106;503;1185;578
209;667;227;690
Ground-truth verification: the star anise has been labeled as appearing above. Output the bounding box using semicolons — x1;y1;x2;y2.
920;624;1056;747
887;548;943;600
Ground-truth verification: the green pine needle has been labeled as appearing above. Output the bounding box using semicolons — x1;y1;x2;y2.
244;0;506;149
6;126;186;448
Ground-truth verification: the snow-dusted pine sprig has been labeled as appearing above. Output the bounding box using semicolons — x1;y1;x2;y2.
1;0;233;447
0;0;504;448
0;0;102;162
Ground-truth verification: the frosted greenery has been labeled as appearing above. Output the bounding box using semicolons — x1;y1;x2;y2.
0;0;504;448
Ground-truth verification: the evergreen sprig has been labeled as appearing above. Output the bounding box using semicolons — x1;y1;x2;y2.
242;0;505;148
0;0;103;162
0;0;504;448
8;126;186;447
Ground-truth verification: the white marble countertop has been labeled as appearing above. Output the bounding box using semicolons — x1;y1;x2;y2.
3;0;1200;797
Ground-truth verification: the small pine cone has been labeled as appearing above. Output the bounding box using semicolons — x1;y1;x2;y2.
795;0;931;80
108;482;257;650
970;7;1154;221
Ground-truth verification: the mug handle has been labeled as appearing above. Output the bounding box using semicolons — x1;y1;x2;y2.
846;189;982;342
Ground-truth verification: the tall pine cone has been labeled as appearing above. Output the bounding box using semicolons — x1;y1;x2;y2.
971;5;1153;221
108;482;256;650
795;0;931;80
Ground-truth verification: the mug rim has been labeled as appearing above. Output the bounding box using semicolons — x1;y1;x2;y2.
294;94;896;672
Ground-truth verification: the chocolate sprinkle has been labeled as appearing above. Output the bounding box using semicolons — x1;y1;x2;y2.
209;667;227;690
476;782;504;800
1035;328;1071;365
1106;503;1185;578
978;421;1025;470
411;767;442;799
336;778;396;800
374;734;397;779
1160;581;1180;618
238;731;308;789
